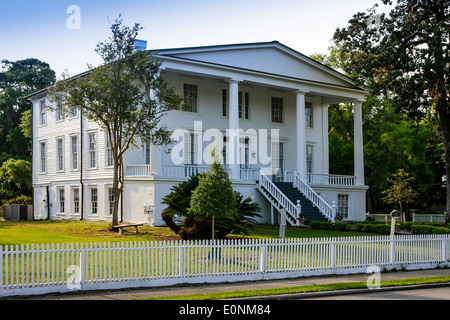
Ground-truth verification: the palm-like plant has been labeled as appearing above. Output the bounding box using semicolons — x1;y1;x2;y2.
161;175;261;240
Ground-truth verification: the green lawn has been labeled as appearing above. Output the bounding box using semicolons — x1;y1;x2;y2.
0;220;379;246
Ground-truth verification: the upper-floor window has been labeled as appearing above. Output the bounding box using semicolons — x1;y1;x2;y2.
271;97;283;123
88;132;97;168
183;83;198;113
39;100;46;126
39;141;46;173
239;91;250;120
221;89;250;120
56;138;64;172
55;102;63;122
70;135;78;170
305;102;313;128
106;135;113;167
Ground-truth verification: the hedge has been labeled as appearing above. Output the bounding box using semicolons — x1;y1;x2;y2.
311;221;449;235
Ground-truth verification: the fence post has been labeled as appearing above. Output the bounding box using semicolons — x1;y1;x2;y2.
79;243;85;289
259;241;267;274
179;243;186;280
390;235;396;266
442;236;449;264
0;246;2;290
331;240;337;271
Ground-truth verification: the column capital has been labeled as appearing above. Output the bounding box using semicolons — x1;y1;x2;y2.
352;99;365;105
295;89;309;95
226;78;242;85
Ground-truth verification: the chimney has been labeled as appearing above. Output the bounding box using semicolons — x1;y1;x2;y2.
134;39;147;51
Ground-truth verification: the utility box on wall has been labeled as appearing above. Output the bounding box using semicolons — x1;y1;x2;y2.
2;205;33;221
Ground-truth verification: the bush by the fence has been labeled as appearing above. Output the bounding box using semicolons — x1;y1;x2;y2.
310;221;349;231
411;225;450;235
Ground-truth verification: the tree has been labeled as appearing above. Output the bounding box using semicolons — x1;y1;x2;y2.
333;0;450;221
0;58;55;158
0;158;31;202
382;169;419;221
189;149;238;239
49;17;184;227
161;174;261;240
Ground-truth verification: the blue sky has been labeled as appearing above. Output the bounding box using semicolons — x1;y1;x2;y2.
0;0;392;77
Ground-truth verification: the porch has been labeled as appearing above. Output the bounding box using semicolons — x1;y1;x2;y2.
125;163;357;187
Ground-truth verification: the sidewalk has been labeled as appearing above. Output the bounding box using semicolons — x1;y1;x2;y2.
25;268;450;300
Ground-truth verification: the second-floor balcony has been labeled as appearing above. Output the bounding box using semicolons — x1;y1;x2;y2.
125;164;357;187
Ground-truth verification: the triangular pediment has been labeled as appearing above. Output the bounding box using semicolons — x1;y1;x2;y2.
155;42;362;90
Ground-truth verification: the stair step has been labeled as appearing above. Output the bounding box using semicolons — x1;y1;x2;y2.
257;181;330;225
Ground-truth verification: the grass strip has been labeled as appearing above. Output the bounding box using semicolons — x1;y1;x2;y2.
141;275;450;300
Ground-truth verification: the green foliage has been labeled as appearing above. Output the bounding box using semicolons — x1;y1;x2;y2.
161;171;261;240
48;17;184;226
189;149;238;239
310;221;349;231
0;158;31;202
333;0;449;221
0;58;55;158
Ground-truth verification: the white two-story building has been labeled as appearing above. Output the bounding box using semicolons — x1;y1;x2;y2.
28;41;370;226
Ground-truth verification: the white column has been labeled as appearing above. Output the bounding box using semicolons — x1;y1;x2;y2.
150;68;164;176
227;79;240;180
353;100;365;185
322;104;329;175
296;91;307;180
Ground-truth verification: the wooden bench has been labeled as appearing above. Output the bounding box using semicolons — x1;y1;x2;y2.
113;223;144;235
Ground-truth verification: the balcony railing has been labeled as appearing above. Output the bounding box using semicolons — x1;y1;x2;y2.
307;173;356;186
126;165;356;186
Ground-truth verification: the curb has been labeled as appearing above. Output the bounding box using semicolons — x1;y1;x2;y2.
232;282;450;300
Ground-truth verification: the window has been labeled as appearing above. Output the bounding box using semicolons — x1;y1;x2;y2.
272;142;284;178
90;188;98;214
183;133;200;165
337;194;349;219
306;145;313;174
271;97;283;123
70;135;78;170
239;92;250;120
106;136;113;167
183;83;198;113
58;188;65;213
55;102;63;122
39;141;46;173
305;102;313;128
222;89;227;117
222;89;250;119
240;138;250;169
70;107;78;118
56;138;64;171
108;188;114;215
39;100;46;126
73;188;80;214
88;132;96;168
145;141;151;165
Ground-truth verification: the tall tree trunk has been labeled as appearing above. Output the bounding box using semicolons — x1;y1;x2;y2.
436;90;450;224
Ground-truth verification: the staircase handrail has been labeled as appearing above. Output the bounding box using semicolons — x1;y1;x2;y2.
293;171;335;221
258;171;301;224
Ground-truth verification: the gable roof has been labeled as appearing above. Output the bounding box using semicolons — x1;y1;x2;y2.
152;41;371;93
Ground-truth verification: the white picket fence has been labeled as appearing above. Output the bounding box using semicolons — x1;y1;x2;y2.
1;235;449;297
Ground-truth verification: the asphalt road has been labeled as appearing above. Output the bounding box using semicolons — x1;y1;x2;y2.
299;285;450;300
